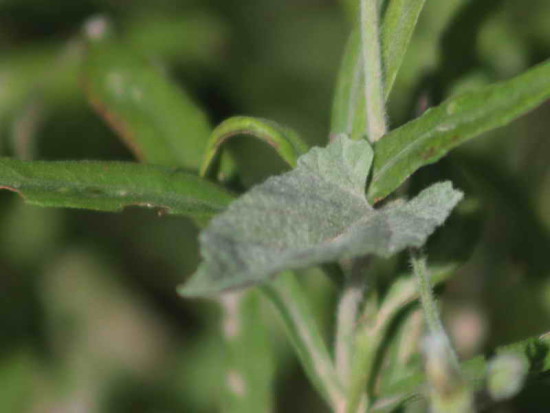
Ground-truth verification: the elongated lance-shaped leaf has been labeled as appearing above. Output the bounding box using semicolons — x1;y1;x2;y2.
0;159;232;220
382;0;427;95
330;0;427;138
368;59;550;202
200;116;308;178
180;136;462;297
331;30;364;139
82;30;211;170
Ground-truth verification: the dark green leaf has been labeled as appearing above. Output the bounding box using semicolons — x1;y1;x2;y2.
181;136;462;296
368;59;550;202
0;159;232;219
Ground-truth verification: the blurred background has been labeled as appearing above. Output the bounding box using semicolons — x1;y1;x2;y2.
0;0;549;411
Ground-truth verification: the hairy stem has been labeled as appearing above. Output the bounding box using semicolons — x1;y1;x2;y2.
360;0;387;142
410;251;460;369
345;264;458;412
261;272;346;411
335;259;368;387
373;331;550;411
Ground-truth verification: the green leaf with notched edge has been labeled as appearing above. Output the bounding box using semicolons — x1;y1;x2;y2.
368;59;550;203
180;136;462;297
82;34;211;170
0;159;232;219
200;116;308;178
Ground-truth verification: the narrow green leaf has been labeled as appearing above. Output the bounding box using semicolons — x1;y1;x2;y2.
382;0;427;94
180;136;462;296
368;60;550;202
82;33;211;169
331;31;364;139
0;159;232;219
200;116;308;178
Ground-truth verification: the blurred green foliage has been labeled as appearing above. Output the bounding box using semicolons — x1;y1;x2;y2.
0;0;549;411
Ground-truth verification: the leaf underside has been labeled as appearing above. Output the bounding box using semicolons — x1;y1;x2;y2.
0;158;232;219
181;136;462;297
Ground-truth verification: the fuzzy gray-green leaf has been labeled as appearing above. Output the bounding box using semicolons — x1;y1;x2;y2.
181;136;462;297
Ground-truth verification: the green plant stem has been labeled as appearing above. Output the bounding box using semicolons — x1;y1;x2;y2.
335;259;368;387
347;328;379;412
360;0;387;142
410;251;460;369
261;272;346;411
345;264;458;412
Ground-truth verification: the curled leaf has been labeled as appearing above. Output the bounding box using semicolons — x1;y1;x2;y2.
200;116;308;178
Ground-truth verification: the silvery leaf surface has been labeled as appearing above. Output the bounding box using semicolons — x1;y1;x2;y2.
181;136;462;297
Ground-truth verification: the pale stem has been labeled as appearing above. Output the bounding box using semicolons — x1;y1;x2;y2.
335;259;368;387
261;273;346;411
410;251;460;369
360;0;387;142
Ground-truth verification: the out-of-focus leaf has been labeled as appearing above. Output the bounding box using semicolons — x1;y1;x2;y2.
0;159;232;219
219;291;275;412
123;12;227;66
82;33;211;169
0;351;35;412
200;116;308;178
180;136;462;296
368;60;550;202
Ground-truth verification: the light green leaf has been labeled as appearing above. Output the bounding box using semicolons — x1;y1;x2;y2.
368;59;550;202
382;0;427;95
0;159;232;220
180;136;462;296
82;34;211;169
331;30;364;139
200;116;308;178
